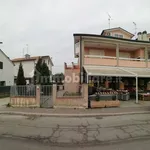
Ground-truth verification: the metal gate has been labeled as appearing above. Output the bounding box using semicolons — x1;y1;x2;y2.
40;85;53;108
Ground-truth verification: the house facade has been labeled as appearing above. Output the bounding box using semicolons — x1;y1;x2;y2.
0;49;14;86
12;54;53;84
71;27;150;103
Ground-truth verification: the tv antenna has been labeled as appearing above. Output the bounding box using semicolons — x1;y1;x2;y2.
107;12;113;29
133;22;137;35
26;44;29;54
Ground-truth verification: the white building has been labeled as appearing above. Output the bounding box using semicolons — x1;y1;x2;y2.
0;49;14;86
12;54;53;84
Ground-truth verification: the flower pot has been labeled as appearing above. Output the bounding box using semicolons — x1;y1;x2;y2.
105;100;120;108
91;101;106;108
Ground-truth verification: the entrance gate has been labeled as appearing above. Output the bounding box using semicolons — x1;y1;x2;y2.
40;85;53;108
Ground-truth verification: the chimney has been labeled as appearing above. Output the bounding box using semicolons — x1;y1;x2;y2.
137;32;142;41
25;54;30;59
142;31;148;41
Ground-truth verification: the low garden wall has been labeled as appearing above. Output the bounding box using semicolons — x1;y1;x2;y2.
54;84;88;108
10;97;39;107
55;97;87;108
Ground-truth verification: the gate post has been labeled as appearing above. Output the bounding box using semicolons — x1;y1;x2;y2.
36;85;40;107
52;84;57;107
83;84;88;108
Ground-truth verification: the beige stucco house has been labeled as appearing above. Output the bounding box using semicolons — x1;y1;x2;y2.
64;27;150;103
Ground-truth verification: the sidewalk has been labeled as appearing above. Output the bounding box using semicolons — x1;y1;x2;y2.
0;106;150;117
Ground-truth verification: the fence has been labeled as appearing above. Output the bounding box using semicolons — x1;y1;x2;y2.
0;86;11;98
10;85;38;107
10;85;36;97
9;84;89;108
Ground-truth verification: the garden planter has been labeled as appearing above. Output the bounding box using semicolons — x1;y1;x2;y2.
91;101;106;108
105;100;120;108
90;100;120;108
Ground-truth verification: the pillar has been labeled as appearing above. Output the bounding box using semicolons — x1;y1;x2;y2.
36;85;40;107
136;76;138;103
145;47;148;68
52;84;57;107
80;37;84;84
83;84;88;108
116;44;119;66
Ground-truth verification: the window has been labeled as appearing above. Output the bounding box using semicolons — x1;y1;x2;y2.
119;35;123;38
114;34;123;38
115;34;119;38
0;61;3;69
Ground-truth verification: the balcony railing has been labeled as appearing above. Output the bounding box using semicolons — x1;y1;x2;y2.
84;55;147;68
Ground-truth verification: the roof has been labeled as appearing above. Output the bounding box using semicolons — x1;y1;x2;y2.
73;33;150;44
12;55;54;66
84;65;150;78
101;27;134;37
12;56;39;62
0;49;14;66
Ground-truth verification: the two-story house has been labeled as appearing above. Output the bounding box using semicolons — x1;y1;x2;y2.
72;27;150;103
12;54;53;84
0;49;14;86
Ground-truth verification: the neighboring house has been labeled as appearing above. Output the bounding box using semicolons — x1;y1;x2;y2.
69;27;150;103
101;27;134;39
12;54;53;84
0;49;14;86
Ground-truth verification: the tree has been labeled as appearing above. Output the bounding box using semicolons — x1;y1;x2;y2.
34;58;51;85
53;73;64;84
41;62;51;85
16;63;26;85
33;57;43;84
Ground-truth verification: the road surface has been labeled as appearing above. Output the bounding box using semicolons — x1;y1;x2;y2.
0;113;150;146
0;137;150;150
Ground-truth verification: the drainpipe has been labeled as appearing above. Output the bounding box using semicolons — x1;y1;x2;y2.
136;76;138;103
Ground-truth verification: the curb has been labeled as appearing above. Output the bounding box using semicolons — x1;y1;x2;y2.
0;111;150;117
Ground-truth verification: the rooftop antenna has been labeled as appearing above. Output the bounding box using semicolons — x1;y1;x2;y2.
107;12;112;29
23;48;24;57
26;44;29;54
133;22;137;35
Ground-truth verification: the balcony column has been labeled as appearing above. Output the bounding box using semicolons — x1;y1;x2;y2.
145;47;148;68
116;44;119;66
80;37;84;84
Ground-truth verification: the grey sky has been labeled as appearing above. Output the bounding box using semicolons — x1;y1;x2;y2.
0;0;150;73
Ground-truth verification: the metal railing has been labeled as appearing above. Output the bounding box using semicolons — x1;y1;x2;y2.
10;85;36;97
85;55;146;61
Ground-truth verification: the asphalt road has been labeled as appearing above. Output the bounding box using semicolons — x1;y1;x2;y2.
0;113;150;147
0;137;150;150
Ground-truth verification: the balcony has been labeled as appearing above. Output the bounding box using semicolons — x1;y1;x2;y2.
84;55;147;68
84;55;117;66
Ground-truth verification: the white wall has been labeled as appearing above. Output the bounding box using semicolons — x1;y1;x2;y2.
14;60;37;78
0;50;14;85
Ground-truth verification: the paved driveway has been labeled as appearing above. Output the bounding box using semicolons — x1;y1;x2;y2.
0;97;10;107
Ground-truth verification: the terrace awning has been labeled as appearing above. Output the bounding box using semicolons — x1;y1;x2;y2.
84;65;150;104
84;66;135;77
84;65;150;78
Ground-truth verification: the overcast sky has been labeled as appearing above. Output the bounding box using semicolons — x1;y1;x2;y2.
0;0;150;73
